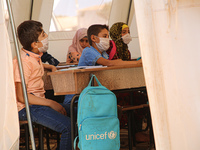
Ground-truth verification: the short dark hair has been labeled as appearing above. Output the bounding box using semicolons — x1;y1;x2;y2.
17;20;43;51
87;24;109;45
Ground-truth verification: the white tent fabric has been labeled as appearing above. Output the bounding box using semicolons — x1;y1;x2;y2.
134;0;200;149
7;0;32;57
32;0;54;34
128;1;141;59
7;0;32;41
8;0;53;35
108;0;130;26
0;0;19;149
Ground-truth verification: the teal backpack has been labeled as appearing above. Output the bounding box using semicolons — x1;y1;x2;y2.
74;75;120;150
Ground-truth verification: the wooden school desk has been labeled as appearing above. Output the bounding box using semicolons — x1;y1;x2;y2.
47;64;145;95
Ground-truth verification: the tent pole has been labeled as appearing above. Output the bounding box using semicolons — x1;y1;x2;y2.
30;0;34;20
5;0;36;150
127;0;132;25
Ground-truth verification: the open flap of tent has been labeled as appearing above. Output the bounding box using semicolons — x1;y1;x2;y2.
0;0;19;149
134;0;200;149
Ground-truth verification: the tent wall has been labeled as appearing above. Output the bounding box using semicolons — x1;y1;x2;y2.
8;0;53;35
134;0;200;149
108;0;130;26
32;0;54;34
8;0;32;28
8;0;32;57
0;0;19;149
128;1;141;59
48;30;77;63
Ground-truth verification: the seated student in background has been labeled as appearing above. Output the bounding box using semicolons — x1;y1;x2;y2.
41;52;60;66
66;28;89;63
13;20;72;150
107;22;132;60
29;29;60;66
78;24;142;66
105;23;147;138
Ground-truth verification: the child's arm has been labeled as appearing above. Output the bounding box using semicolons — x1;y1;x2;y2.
43;63;57;72
96;57;142;67
15;82;67;115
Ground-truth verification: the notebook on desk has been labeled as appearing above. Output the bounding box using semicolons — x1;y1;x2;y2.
56;64;77;69
58;65;107;71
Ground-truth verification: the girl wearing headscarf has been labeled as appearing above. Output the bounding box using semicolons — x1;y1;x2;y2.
107;22;132;60
107;23;149;142
66;28;89;63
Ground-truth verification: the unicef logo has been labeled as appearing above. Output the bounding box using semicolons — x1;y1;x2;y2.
108;131;117;139
86;131;117;140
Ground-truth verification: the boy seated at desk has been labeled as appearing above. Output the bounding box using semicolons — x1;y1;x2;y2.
78;24;142;66
13;20;72;150
63;24;142;104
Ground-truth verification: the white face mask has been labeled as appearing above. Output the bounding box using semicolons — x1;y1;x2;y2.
38;37;48;53
95;37;110;52
122;33;132;44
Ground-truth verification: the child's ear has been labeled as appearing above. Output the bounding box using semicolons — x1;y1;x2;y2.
91;35;96;43
31;42;38;49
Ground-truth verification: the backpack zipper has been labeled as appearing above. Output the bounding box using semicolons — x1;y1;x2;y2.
79;115;117;131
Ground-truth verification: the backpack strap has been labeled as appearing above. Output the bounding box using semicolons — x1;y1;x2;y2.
74;136;78;150
88;74;102;86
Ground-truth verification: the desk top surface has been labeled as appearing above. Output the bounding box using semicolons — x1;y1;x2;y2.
48;64;142;75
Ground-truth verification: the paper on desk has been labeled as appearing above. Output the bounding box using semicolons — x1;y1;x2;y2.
58;65;107;71
56;64;77;69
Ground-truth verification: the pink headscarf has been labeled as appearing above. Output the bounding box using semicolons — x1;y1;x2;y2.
68;28;87;54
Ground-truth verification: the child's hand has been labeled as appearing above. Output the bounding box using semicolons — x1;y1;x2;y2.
136;59;142;64
114;59;123;62
43;63;57;72
51;65;57;72
49;100;67;115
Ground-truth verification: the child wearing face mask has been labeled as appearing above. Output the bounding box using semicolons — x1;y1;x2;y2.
13;20;72;150
107;22;133;60
106;23;148;139
78;24;142;66
35;32;60;66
